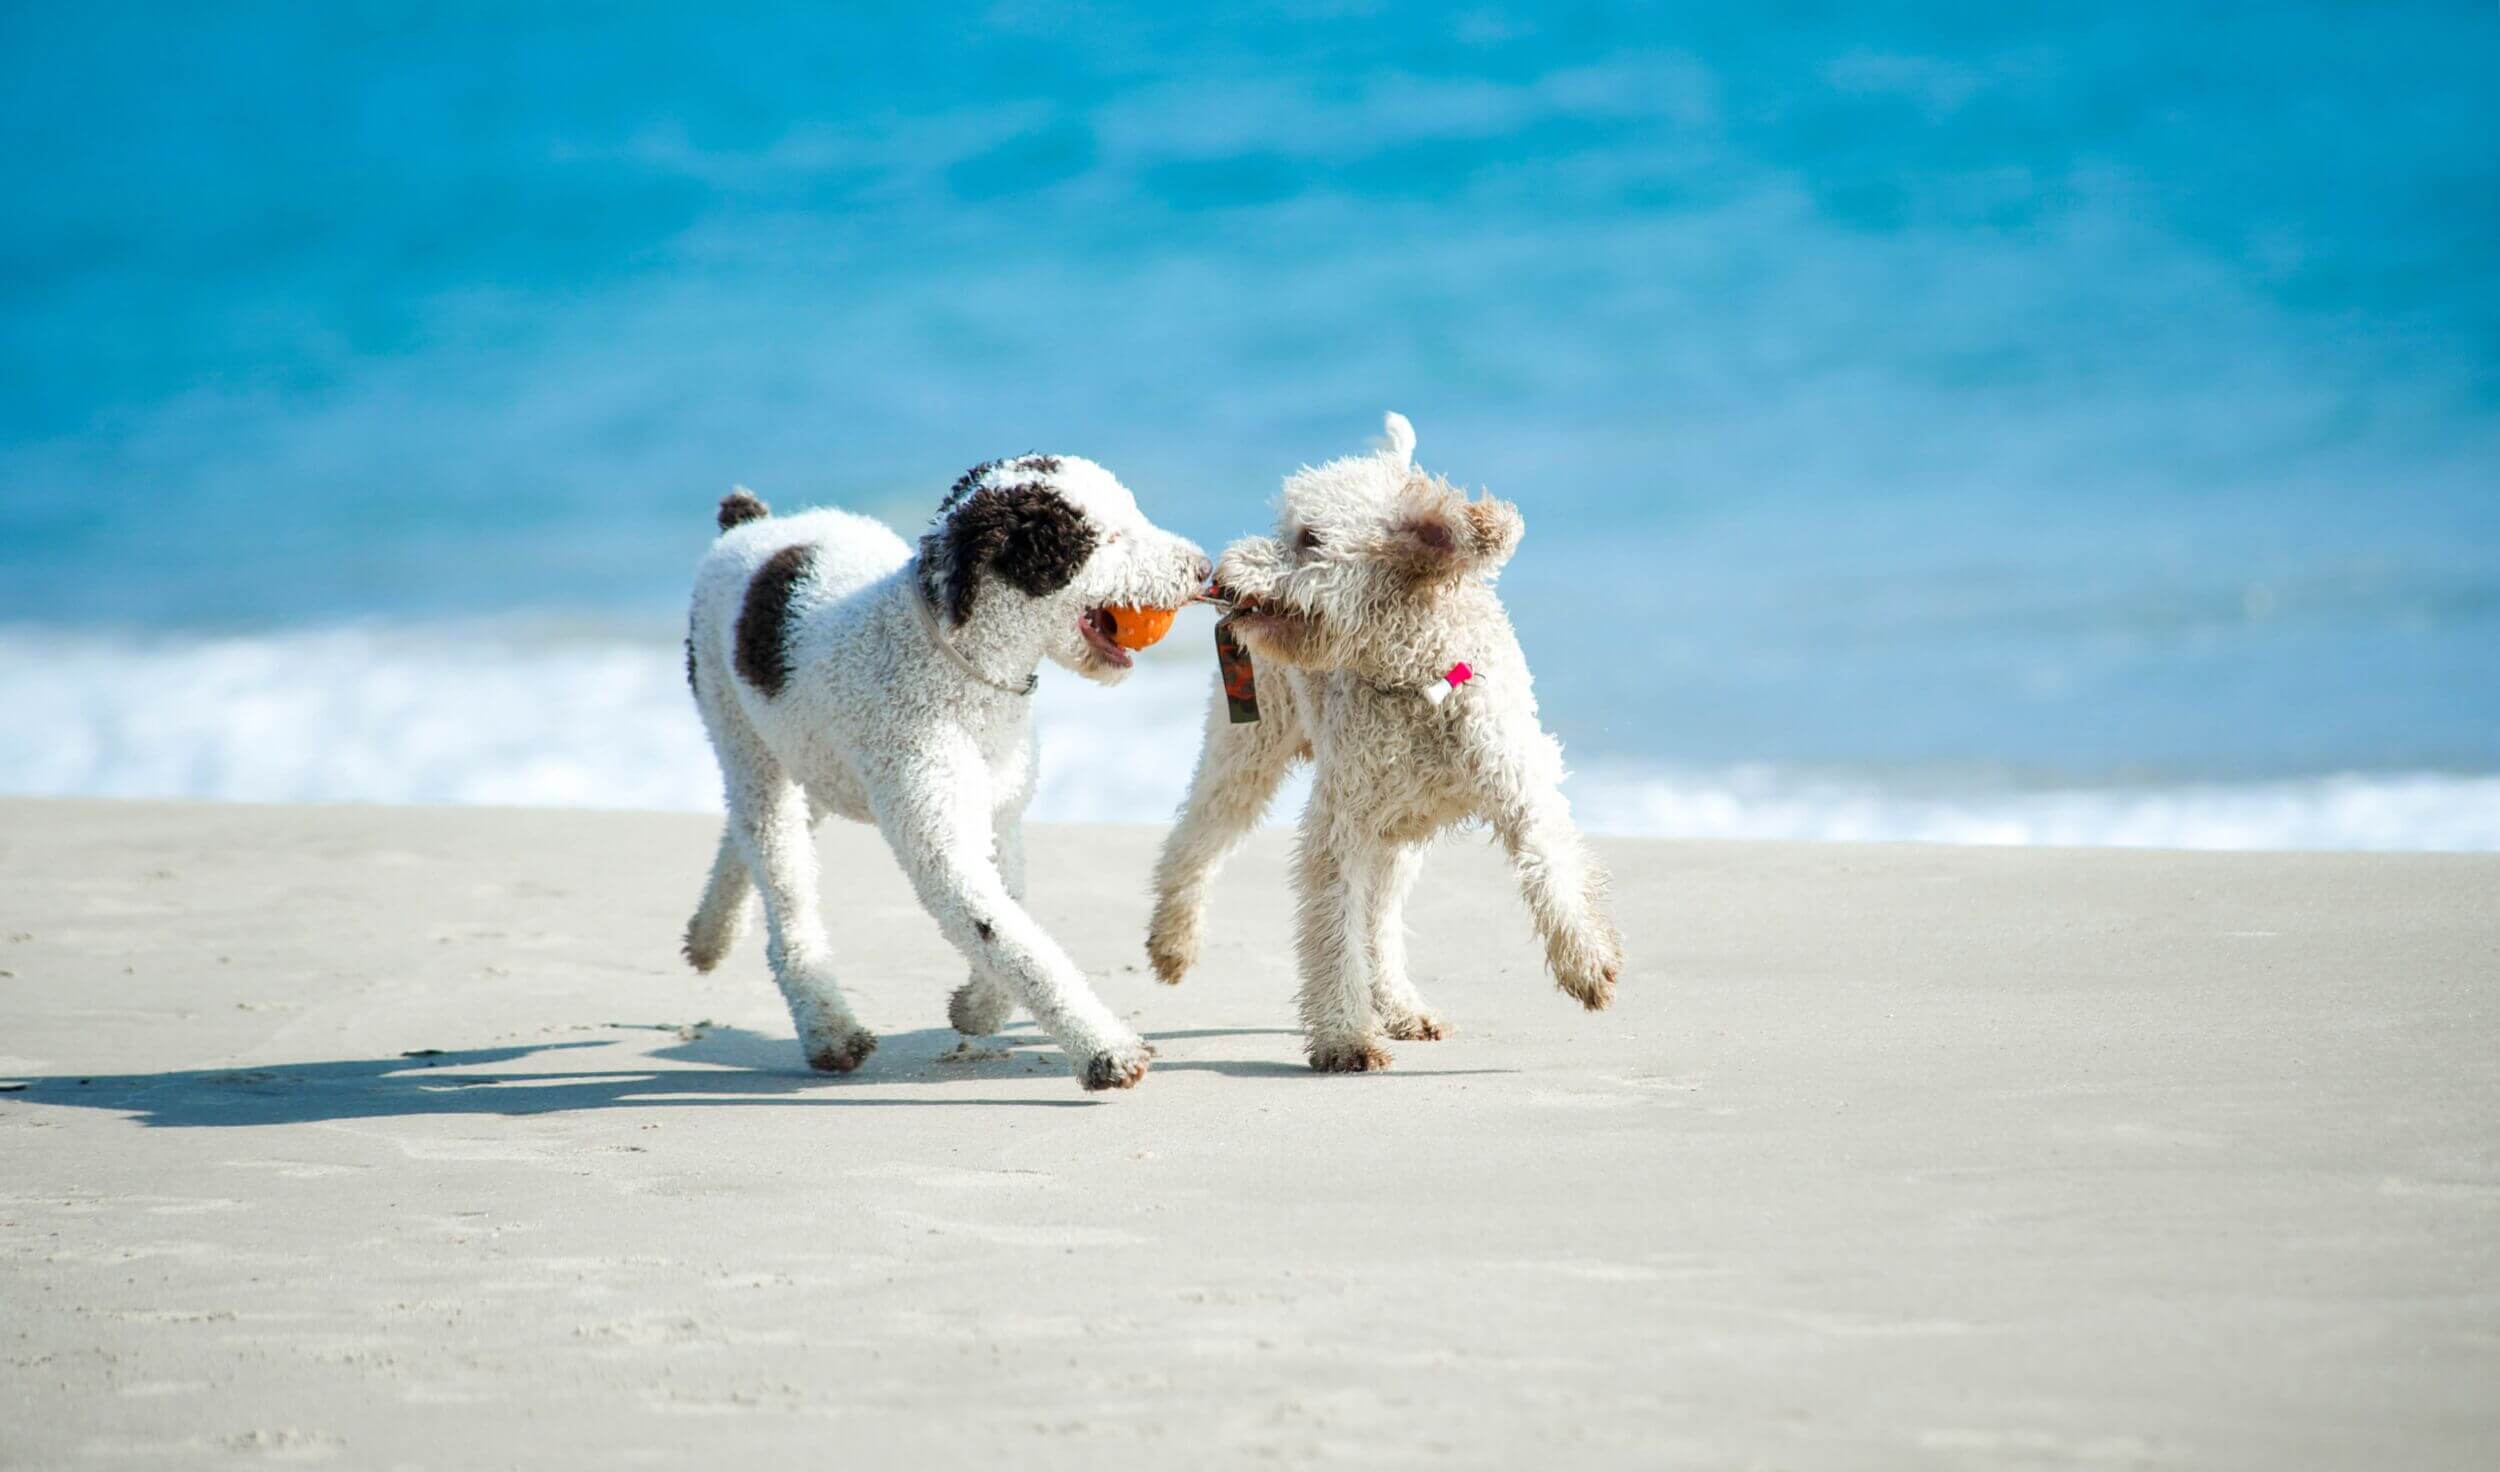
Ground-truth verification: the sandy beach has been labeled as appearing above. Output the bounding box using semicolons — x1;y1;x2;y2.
1;796;2494;1467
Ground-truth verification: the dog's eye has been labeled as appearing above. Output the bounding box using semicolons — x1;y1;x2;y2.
1296;528;1323;553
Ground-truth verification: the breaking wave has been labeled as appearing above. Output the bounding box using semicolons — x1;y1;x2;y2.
3;623;2492;852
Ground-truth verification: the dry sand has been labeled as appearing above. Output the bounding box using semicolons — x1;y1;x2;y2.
1;797;2494;1468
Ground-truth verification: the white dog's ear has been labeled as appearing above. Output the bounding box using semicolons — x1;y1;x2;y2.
925;483;1099;622
1379;412;1416;469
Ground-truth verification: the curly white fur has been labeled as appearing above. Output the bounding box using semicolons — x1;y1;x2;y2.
1148;413;1624;1070
684;457;1209;1090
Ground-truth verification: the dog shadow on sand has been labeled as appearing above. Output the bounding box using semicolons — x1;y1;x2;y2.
0;1021;1514;1129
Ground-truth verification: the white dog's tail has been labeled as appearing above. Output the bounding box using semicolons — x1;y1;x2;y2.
717;486;771;532
681;829;756;972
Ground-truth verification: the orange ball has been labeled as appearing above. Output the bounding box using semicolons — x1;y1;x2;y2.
1103;604;1178;651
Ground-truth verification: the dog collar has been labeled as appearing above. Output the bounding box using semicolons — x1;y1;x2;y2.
908;573;1039;697
1350;660;1479;705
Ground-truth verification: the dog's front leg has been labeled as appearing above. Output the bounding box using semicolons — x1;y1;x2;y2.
1147;679;1305;984
1491;779;1624;1012
875;760;1150;1091
947;808;1021;1038
1295;795;1393;1071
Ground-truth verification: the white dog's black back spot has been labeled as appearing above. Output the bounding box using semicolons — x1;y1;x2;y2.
927;483;1098;623
735;544;815;697
717;488;771;531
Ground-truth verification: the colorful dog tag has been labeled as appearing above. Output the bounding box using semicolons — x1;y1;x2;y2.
1215;618;1260;723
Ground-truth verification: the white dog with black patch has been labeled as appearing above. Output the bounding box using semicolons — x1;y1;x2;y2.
1148;414;1623;1072
682;456;1210;1090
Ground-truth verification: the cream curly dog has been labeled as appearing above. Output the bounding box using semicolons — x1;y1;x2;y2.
1147;413;1624;1071
683;456;1209;1089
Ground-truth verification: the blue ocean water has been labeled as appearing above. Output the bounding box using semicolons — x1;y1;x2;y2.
4;5;2496;844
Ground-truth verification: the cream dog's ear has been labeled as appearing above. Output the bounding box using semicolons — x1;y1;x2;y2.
1379;411;1416;469
1464;495;1524;574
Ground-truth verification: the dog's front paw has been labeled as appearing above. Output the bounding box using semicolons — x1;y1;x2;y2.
1308;1036;1394;1073
1078;1039;1152;1091
1552;927;1624;1012
1145;899;1199;985
803;1026;879;1074
947;980;1013;1037
1382;1009;1448;1042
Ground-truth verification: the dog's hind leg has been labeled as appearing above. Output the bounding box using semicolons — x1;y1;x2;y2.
1365;841;1445;1041
683;642;762;973
1295;795;1392;1072
681;827;755;972
947;810;1021;1037
1147;680;1305;984
715;728;877;1073
686;788;833;973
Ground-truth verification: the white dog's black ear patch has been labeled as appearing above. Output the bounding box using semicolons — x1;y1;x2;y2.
931;483;1098;622
736;544;815;697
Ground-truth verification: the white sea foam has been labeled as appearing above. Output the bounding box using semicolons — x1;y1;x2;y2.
0;623;1219;821
1567;765;2500;852
2;624;2491;852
